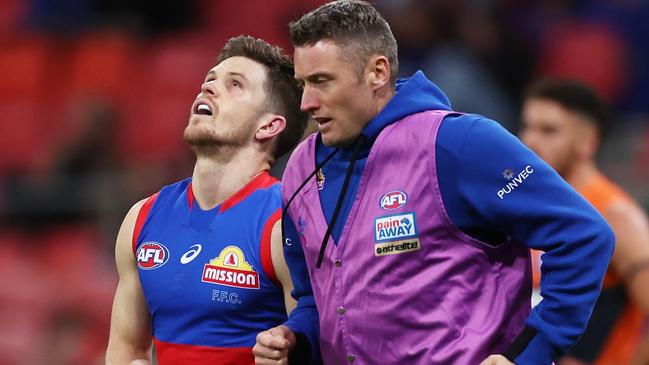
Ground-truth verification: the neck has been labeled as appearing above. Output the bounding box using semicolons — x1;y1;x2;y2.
374;86;395;119
191;148;270;210
350;86;394;144
563;161;599;190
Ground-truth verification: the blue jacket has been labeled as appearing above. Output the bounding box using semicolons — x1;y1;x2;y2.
283;71;615;364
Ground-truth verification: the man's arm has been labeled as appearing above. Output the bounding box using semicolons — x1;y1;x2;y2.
271;220;297;316
438;115;614;363
604;201;649;365
106;200;153;364
254;216;320;365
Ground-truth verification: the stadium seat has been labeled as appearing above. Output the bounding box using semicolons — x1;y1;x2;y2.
537;21;629;104
0;35;50;101
0;100;52;172
66;32;134;103
117;35;211;164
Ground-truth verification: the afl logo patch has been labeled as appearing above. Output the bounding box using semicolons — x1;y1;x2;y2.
380;190;407;210
136;242;170;270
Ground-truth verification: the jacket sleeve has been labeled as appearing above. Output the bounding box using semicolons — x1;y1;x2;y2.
442;115;615;363
281;214;321;365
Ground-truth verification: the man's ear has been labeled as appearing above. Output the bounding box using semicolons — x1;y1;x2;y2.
366;55;390;91
256;114;286;143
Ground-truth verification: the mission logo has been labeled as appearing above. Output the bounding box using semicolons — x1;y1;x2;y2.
202;246;260;289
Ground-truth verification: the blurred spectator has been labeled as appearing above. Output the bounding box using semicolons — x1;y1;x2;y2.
378;0;532;129
2;99;128;232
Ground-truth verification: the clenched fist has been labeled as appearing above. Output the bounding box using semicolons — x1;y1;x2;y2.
253;325;296;365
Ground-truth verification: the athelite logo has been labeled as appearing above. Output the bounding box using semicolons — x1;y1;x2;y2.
497;165;534;199
374;212;420;256
202;246;260;289
137;242;170;270
380;190;408;210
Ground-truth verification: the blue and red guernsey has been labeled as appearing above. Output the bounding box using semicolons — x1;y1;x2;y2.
133;172;286;365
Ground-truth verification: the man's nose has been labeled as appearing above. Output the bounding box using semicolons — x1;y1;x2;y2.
200;80;218;96
300;86;320;112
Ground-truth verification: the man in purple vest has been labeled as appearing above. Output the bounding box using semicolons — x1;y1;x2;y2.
253;1;615;364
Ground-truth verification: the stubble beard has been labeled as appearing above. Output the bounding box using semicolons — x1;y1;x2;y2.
183;122;250;163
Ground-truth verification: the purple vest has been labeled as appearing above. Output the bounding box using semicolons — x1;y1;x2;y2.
281;110;531;364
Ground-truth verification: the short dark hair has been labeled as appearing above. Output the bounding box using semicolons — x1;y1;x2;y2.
290;0;399;85
525;79;609;138
217;35;307;159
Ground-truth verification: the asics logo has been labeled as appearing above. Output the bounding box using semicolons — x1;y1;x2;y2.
180;244;202;264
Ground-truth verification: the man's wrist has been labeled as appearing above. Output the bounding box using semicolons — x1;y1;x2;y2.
287;331;312;364
279;325;297;352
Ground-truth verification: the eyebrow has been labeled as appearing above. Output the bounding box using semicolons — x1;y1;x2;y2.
205;70;249;81
301;72;332;83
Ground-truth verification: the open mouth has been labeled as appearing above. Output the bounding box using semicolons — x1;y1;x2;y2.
314;117;332;125
195;103;213;116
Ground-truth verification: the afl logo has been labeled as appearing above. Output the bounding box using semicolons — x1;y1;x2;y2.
136;242;170;270
380;190;408;210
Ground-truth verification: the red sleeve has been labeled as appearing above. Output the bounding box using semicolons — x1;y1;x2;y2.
132;193;159;256
260;208;282;287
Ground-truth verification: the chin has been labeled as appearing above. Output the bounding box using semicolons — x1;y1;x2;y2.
183;126;219;146
320;135;340;148
323;135;357;148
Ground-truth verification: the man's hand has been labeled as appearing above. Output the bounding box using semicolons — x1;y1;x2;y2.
253;325;296;365
480;354;515;365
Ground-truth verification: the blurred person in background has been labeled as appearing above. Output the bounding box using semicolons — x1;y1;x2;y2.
254;1;614;364
377;0;527;131
2;99;123;230
105;35;318;365
521;79;649;365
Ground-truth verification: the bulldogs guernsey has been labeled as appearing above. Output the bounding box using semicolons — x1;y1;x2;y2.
133;172;286;365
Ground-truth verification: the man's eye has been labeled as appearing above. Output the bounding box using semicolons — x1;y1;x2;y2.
541;127;557;135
